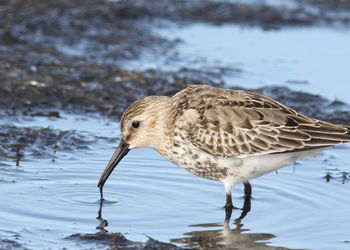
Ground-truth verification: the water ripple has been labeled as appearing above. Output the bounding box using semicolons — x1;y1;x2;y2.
1;117;349;250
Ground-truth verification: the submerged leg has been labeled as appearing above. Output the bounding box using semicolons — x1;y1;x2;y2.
243;181;252;198
224;192;233;227
236;191;252;220
224;204;233;228
225;192;233;209
224;182;253;225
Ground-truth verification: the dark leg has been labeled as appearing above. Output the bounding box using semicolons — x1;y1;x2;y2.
224;184;253;226
234;182;252;220
236;193;251;220
244;181;252;198
224;205;233;227
225;193;233;209
224;192;233;227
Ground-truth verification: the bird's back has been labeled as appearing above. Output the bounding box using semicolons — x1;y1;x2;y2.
168;85;350;158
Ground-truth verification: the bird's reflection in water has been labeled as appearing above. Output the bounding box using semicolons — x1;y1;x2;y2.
96;196;288;250
173;196;291;249
170;196;279;250
171;220;288;250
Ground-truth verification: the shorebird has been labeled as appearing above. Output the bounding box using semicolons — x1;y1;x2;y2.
98;85;350;208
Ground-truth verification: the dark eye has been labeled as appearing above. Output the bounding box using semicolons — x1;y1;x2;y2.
132;121;140;128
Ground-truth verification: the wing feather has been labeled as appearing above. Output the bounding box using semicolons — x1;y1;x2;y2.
170;85;350;157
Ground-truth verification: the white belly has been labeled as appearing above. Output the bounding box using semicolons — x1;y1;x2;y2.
219;147;328;186
161;138;328;186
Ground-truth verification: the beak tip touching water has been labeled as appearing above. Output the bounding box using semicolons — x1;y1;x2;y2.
97;139;130;197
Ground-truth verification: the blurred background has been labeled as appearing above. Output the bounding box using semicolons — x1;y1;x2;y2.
1;0;350;249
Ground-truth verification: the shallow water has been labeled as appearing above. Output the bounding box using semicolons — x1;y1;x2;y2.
2;1;350;249
1;113;349;249
128;23;350;103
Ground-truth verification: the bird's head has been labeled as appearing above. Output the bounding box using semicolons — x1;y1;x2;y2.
97;96;170;196
120;96;171;150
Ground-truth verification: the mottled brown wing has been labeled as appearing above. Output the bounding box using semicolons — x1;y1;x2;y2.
171;85;350;157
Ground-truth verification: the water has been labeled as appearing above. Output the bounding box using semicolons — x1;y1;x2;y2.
1;113;349;249
2;3;350;249
128;23;350;103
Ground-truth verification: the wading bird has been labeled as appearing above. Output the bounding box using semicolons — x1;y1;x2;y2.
98;85;350;209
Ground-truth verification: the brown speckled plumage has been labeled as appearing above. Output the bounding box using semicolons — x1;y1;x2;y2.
168;85;350;158
100;85;350;207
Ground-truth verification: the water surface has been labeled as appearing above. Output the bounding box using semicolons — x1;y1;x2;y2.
1;113;349;249
2;2;350;248
128;24;350;103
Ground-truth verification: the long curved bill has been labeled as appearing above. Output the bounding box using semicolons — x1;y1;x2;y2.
98;139;130;199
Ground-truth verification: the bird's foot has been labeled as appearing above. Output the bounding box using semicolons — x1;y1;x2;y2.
224;203;233;209
224;203;239;210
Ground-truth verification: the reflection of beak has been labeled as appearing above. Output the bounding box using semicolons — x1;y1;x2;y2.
98;139;130;197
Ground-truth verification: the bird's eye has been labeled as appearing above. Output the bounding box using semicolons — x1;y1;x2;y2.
132;121;140;128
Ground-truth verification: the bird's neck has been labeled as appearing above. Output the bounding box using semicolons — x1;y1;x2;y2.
147;98;172;152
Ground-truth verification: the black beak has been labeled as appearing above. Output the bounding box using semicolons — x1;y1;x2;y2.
98;139;130;199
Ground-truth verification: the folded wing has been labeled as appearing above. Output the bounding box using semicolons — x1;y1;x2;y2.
171;85;350;157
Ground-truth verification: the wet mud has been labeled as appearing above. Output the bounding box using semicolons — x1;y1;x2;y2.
298;0;350;10
0;124;104;163
1;0;350;249
2;0;350;119
116;0;350;27
0;238;28;250
67;233;181;250
0;68;224;118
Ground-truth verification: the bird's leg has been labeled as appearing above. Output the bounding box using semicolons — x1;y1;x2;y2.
243;181;252;199
233;181;252;220
224;205;233;228
224;192;233;227
224;192;233;209
236;192;251;220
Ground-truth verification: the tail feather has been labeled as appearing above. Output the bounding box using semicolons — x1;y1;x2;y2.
300;124;350;146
